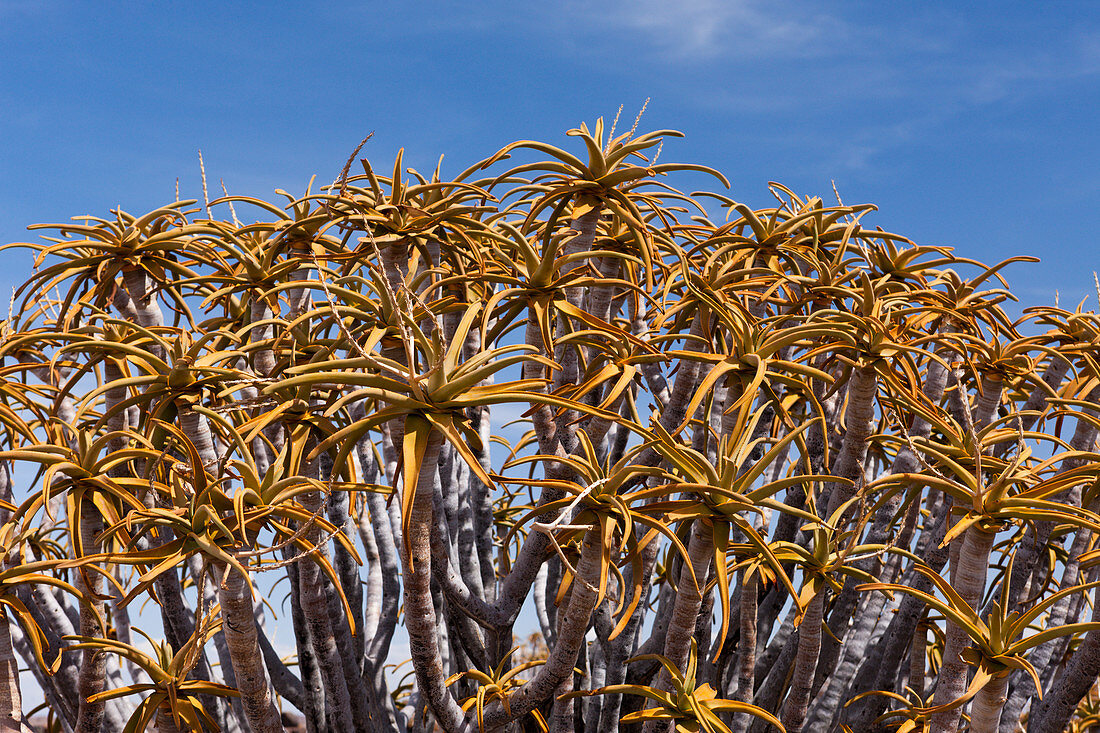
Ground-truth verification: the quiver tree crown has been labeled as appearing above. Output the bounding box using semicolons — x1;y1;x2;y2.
0;120;1098;733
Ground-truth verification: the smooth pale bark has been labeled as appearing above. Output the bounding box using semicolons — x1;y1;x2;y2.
909;616;926;700
549;585;576;733
155;705;182;733
435;528;492;673
185;557;245;733
443;433;484;605
730;571;758;733
970;675;1010;733
552;200;603;428
378;239;409;298
218;566;285;733
524;315;569;459
325;482;365;664
0;467;23;733
782;590;824;733
104;361;130;459
596;536;660;733
972;373;1004;431
643;521;714;733
490;309;707;678
250;298;276;378
1000;519;1092;729
179;408;218;469
173;405;238;733
427;483;490;674
95;355;134;728
255;624;304;711
286;562;325;733
319;455;377;727
74;511;107;733
1028;588;1100;733
321;564;375;733
17;549;77;727
930;526;995;733
351;409;402;661
109;277;140;321
560;199;601;300
633;301;670;409
824;364;878;516
585;627;607;728
0;612;22;733
102;657;133;729
748;619;800;733
121;267;165;362
997;392;1099;622
286;258;314;321
121;266;164;329
468;400;496;601
354;448;403;732
480;528;603;730
10;620;73;733
583;254;621;325
295;483;356;733
572;252;624;449
807;345;953;728
356;493;382;647
401;430;467;732
534;564;555;646
843;509;951;731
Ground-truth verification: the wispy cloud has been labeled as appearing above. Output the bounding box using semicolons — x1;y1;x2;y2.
956;30;1100;105
571;0;850;61
831;30;1100;172
559;2;1100;177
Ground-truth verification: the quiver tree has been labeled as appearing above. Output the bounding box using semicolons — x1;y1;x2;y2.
0;119;1098;733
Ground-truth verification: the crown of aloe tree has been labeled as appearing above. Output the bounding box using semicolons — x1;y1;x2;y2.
67;618;240;733
7;201;204;328
1;122;1099;733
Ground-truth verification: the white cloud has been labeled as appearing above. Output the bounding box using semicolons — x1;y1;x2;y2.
563;3;1100;175
577;0;850;61
834;31;1100;172
958;30;1100;105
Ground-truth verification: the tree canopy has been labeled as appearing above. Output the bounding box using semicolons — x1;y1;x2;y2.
1;119;1099;733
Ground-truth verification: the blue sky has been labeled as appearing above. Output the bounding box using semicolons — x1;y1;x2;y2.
3;1;1100;310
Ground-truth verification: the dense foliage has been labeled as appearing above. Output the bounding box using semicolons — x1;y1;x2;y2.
1;118;1099;733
